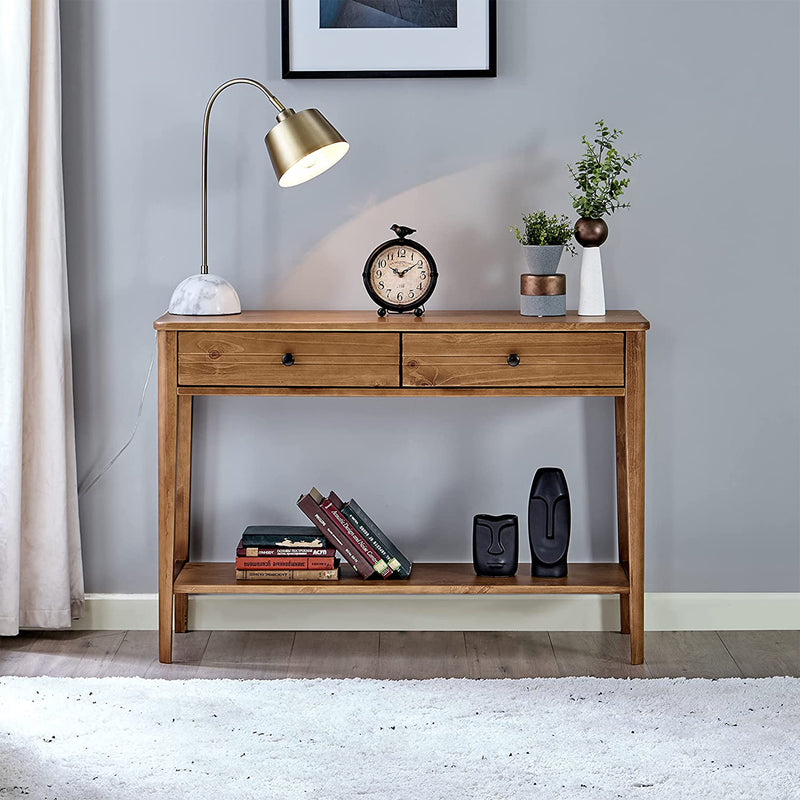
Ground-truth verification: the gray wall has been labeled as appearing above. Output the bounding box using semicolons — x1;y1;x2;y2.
61;0;800;594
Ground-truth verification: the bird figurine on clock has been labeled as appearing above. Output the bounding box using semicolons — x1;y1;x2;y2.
363;224;438;316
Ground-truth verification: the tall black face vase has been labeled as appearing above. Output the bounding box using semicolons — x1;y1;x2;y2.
528;468;571;578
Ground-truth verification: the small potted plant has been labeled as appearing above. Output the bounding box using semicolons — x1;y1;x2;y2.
568;120;640;315
510;211;576;275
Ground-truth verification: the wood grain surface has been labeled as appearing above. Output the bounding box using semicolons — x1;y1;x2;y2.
177;385;626;397
403;332;624;387
173;562;630;595
178;331;399;387
623;331;646;664
157;331;178;664
154;309;650;664
155;310;650;332
5;630;796;680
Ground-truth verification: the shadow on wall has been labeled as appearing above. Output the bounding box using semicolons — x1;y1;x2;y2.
265;148;566;310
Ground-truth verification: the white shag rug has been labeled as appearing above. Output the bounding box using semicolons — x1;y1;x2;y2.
0;677;798;800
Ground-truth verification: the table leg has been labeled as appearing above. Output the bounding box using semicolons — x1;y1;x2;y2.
623;331;646;665
174;596;188;636
174;394;193;633
614;396;630;635
158;331;179;663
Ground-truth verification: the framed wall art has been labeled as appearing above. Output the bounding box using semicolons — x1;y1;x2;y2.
282;0;496;79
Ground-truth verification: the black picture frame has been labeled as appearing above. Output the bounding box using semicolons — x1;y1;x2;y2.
282;0;496;79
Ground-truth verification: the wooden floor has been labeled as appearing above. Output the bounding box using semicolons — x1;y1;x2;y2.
1;630;797;679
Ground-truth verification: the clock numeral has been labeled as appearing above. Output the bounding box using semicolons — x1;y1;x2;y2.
378;281;384;290
398;248;406;257
397;292;403;301
420;273;426;280
386;288;392;296
418;283;423;290
409;291;415;299
387;252;394;260
376;270;382;278
378;259;387;268
416;259;424;268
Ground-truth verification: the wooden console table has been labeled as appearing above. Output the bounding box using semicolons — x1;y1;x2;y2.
154;310;649;664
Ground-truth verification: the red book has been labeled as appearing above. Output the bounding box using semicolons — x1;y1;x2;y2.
321;499;393;578
236;556;337;570
297;490;374;579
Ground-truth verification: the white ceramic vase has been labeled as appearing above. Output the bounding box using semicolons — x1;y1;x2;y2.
578;247;605;316
574;217;609;316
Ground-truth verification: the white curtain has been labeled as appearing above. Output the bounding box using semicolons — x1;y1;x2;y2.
0;0;84;635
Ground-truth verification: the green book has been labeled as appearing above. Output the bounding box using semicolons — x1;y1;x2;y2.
341;500;413;579
240;525;328;549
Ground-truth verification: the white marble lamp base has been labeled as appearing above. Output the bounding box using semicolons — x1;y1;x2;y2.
578;247;606;316
168;273;241;315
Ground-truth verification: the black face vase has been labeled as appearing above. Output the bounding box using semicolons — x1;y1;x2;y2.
473;514;519;577
528;468;571;578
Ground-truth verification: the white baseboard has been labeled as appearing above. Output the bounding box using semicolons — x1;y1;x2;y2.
71;592;800;632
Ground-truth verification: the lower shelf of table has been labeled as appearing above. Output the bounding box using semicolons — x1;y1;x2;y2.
173;562;629;595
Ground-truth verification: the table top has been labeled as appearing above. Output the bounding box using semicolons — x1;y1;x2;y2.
154;309;650;332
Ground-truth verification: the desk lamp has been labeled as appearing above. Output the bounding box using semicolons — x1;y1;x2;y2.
169;78;349;315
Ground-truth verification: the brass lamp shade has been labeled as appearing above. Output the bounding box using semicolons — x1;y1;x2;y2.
265;108;349;188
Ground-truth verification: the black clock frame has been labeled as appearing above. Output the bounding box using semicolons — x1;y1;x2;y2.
362;237;438;316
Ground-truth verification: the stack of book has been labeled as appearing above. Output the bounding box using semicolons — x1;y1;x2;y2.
297;487;412;580
235;526;340;581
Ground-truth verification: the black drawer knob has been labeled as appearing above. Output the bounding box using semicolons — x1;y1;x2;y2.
507;353;520;367
281;353;295;366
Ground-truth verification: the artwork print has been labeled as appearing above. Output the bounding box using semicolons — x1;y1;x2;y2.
319;1;457;29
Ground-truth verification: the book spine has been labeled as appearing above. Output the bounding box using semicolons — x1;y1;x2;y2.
236;556;336;570
240;537;328;548
346;500;413;578
297;494;374;579
236;547;336;558
326;491;347;510
235;568;339;581
339;506;405;576
321;500;393;579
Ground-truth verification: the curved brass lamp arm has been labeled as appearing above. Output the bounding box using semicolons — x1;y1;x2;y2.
201;78;286;274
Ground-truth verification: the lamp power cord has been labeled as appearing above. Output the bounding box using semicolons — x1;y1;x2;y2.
77;327;158;497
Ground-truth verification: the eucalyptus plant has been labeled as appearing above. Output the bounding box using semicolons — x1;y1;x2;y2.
510;211;576;255
568;120;640;219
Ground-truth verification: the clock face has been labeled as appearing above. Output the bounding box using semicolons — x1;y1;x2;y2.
364;239;437;312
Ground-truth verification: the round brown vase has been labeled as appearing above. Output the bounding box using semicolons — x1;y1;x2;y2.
574;217;609;248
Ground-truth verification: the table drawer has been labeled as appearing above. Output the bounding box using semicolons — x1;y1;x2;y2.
179;331;400;387
402;332;625;388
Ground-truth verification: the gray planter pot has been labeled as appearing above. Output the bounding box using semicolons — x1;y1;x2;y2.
522;245;564;275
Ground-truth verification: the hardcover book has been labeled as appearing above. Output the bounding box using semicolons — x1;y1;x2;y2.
234;568;339;581
297;491;375;579
321;498;393;578
235;556;337;571
344;498;413;579
236;545;337;558
240;525;328;549
329;491;410;579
